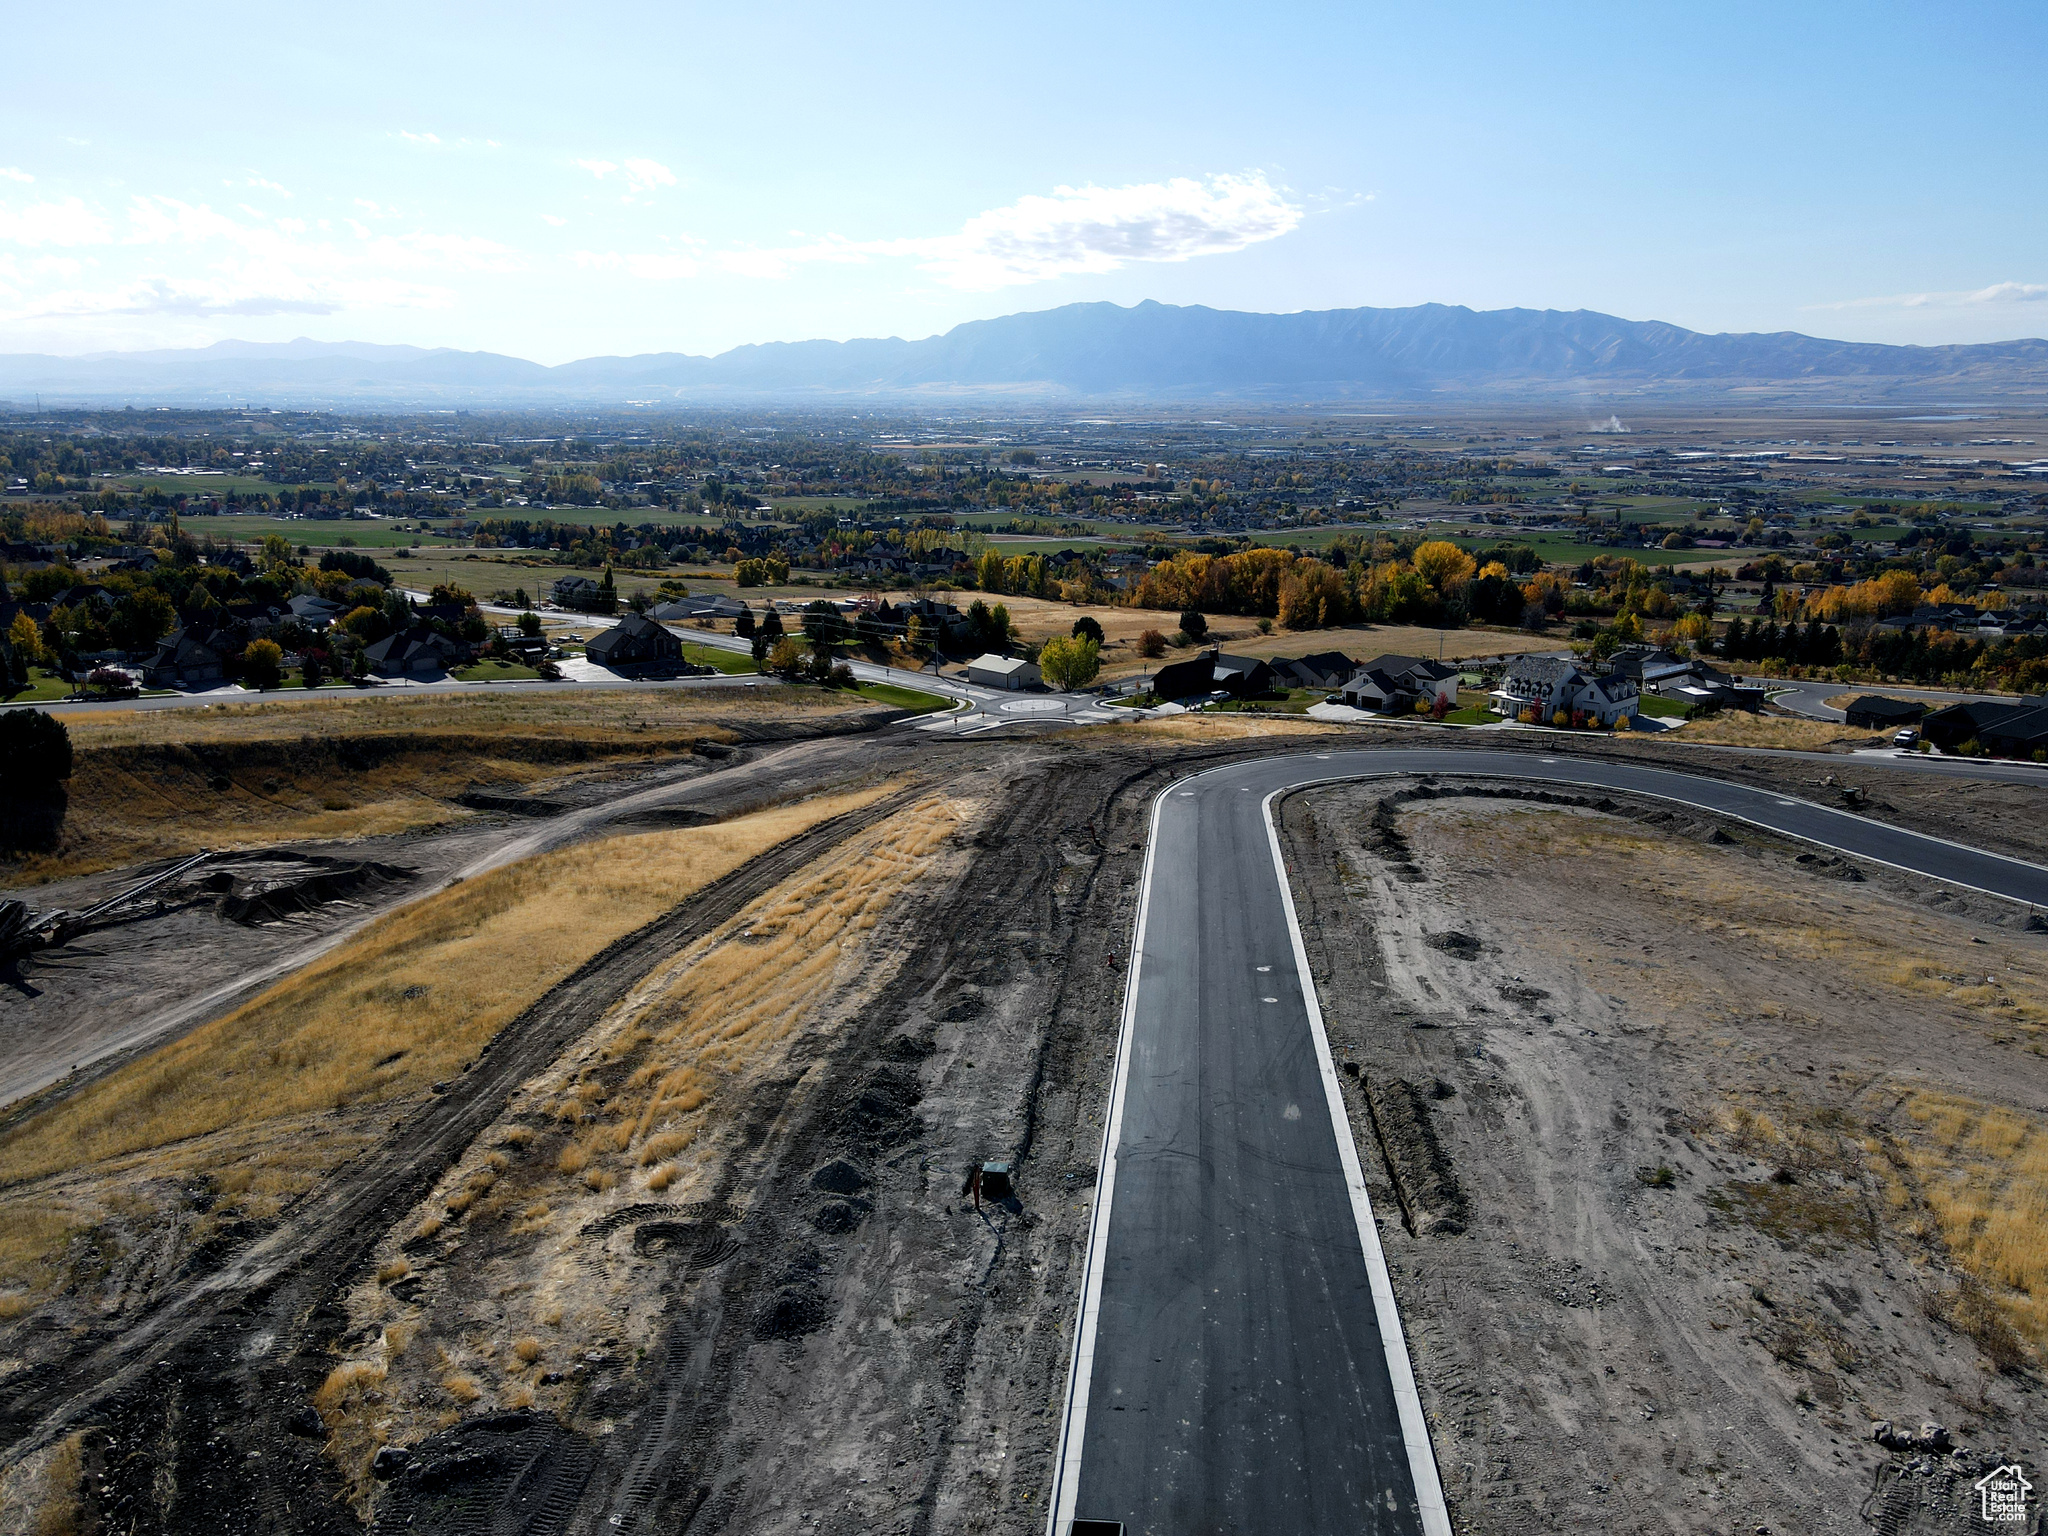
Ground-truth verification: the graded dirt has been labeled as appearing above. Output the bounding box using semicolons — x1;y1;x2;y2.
1280;780;2048;1535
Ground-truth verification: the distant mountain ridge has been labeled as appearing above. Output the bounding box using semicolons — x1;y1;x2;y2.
4;300;2045;406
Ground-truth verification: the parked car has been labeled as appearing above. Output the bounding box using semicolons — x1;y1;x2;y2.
1893;728;1920;747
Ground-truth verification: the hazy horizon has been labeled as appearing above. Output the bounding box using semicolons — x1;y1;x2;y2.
2;1;2043;364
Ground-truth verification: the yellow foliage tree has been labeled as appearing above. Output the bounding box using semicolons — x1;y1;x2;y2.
1412;540;1477;591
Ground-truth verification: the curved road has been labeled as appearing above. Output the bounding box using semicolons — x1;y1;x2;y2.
1050;747;2048;1536
1766;676;2019;723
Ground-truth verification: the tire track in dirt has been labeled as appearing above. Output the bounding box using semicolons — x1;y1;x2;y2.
0;783;929;1520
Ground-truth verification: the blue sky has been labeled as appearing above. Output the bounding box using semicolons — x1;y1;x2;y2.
0;0;2041;362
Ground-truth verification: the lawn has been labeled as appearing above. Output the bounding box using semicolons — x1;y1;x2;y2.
1;669;74;704
1207;688;1322;715
849;682;953;713
453;659;543;683
1441;706;1494;725
1637;694;1692;719
679;642;756;676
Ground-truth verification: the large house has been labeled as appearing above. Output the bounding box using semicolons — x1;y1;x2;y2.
142;626;230;689
287;593;349;630
1339;653;1461;712
1268;651;1359;690
1491;655;1641;726
363;625;466;678
551;574;611;611
1920;698;2048;757
1211;653;1277;698
584;613;685;670
650;593;748;624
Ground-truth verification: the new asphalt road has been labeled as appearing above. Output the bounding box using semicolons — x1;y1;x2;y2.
1050;748;2048;1536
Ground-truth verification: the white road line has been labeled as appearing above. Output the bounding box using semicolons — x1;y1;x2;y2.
1046;786;1166;1536
1262;784;1454;1536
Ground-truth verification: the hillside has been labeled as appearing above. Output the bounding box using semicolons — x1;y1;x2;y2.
4;301;2045;406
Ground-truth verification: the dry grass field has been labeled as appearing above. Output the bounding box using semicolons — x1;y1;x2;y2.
52;683;846;751
1669;713;1892;752
0;785;899;1319
6;686;872;885
314;789;977;1499
975;592;1555;683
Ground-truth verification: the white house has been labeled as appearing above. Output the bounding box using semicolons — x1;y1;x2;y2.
1491;655;1640;726
965;654;1040;691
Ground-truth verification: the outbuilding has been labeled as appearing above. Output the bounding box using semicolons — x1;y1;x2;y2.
965;653;1040;690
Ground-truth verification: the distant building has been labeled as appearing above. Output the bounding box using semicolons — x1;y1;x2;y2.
551;574;609;611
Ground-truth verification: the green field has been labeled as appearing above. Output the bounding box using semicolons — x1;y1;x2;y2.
175;515;461;550
108;474;330;498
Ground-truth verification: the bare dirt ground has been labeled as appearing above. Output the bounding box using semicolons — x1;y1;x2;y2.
1280;778;2048;1535
0;723;2043;1534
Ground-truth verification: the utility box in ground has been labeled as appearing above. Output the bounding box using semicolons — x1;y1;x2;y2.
978;1161;1014;1200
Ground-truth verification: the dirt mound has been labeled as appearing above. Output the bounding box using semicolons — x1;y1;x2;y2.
1363;1075;1469;1236
211;856;416;925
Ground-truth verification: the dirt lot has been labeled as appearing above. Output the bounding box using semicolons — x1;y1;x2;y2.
1281;779;2048;1534
0;722;2043;1534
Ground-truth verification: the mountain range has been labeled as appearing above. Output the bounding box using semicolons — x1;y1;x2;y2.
2;301;2044;407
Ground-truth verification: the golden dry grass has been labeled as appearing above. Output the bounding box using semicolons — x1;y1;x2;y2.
984;592;1553;680
1893;1090;2048;1354
1669;713;1889;751
496;792;968;1231
0;785;899;1262
324;792;975;1452
55;682;849;751
8;685;880;886
32;1433;83;1536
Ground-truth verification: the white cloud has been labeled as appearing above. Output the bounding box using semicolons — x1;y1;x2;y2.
576;159;618;180
0;197;115;247
0;168;33;184
622;158;676;191
245;175;291;198
1808;282;2048;312
711;173;1302;290
930;173;1300;288
398;130;441;146
540;213;567;227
